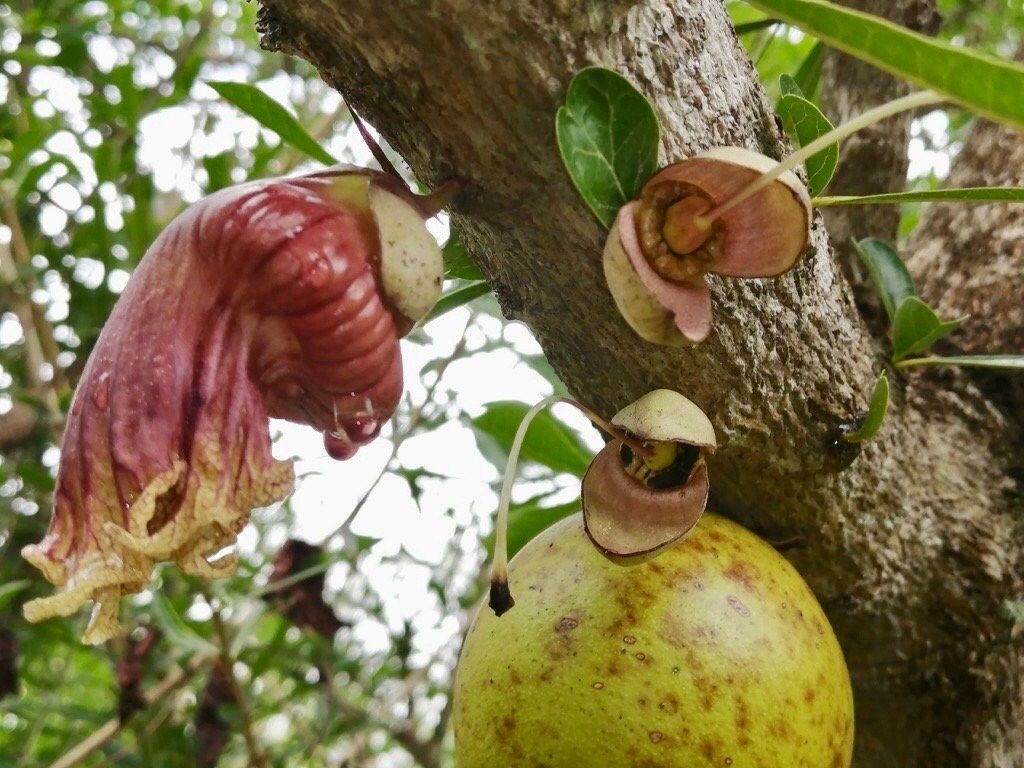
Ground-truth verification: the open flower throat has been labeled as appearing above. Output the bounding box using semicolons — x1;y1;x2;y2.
23;168;442;643
635;181;722;283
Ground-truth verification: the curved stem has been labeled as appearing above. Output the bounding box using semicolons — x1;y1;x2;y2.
487;395;650;616
696;90;946;226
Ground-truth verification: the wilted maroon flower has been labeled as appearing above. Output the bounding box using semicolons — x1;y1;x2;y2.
22;167;444;643
266;539;348;638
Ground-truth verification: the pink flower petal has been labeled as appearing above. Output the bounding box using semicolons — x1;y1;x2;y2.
582;443;709;557
616;203;712;343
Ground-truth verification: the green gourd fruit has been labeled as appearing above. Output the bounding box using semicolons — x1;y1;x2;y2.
454;511;854;767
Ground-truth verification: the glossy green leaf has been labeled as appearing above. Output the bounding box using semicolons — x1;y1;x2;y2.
895;355;1024;371
522;354;570;396
442;236;484;281
794;41;825;98
853;238;916;321
734;18;781;34
745;0;1024;129
556;67;661;227
779;73;803;97
891;296;966;362
843;372;889;443
776;89;837;195
485;498;580;559
206;80;339;166
0;580;30;612
472;401;594;477
149;593;216;655
815;187;1024;206
423;280;491;323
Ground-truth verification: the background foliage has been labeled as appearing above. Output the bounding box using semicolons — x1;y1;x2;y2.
0;0;1019;766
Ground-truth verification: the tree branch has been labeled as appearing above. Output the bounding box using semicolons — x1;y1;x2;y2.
256;1;1023;765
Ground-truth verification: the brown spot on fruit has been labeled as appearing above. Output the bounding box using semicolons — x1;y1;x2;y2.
624;635;637;645
649;731;665;744
727;595;751;618
557;616;579;632
593;682;604;690
659;694;680;714
725;561;758;592
700;739;716;761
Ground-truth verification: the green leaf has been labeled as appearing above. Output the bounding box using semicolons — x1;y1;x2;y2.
815;187;1024;206
734;18;781;34
776;90;838;195
779;73;803;97
0;580;30;612
895;355;1024;371
422;280;491;323
794;41;825;98
843;372;889;443
522;354;569;396
853;238;916;321
442;236;483;281
555;67;661;228
891;296;966;362
484;497;580;559
472;401;594;477
206;80;339;166
745;0;1024;130
149;593;216;655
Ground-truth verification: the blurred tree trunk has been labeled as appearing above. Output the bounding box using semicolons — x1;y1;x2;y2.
255;2;1024;765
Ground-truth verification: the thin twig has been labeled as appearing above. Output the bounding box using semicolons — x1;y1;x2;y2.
204;590;271;768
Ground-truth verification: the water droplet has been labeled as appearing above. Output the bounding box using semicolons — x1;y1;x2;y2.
672;666;680;674
323;430;357;460
346;414;381;443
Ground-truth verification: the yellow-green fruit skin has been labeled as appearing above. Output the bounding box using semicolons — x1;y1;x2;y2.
454;513;853;768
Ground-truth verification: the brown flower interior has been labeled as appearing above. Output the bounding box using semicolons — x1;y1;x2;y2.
635;181;724;283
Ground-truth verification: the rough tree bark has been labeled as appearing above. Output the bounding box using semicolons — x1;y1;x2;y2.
907;115;1024;422
255;2;1023;765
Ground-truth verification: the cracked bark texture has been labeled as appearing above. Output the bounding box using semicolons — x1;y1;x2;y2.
255;2;1023;765
818;0;941;329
